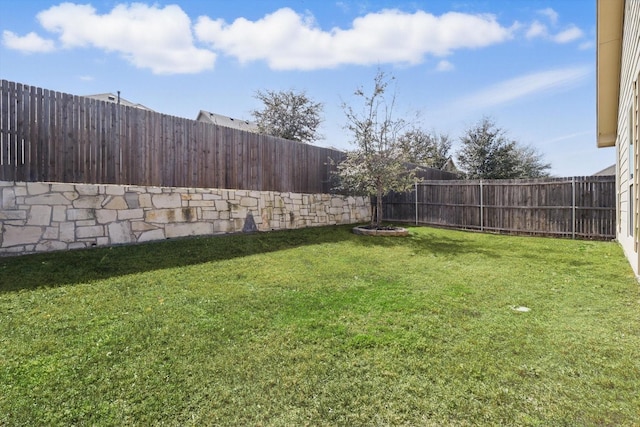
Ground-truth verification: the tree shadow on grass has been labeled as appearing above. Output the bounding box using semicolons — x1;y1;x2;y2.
0;225;358;293
2;224;512;294
350;226;504;260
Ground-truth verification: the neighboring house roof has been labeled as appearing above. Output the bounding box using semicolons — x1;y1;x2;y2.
441;157;460;174
593;164;616;176
596;0;625;148
84;93;155;111
196;110;259;133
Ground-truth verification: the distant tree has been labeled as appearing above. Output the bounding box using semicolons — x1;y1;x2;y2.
251;89;323;143
456;117;550;179
334;70;417;227
398;128;452;169
513;144;552;178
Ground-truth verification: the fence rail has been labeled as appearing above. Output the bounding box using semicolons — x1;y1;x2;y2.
383;176;616;240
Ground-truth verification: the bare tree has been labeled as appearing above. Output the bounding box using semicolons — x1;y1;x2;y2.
251;89;323;143
335;71;417;228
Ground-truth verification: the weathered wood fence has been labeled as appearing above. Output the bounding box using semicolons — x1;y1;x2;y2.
383;176;616;240
0;80;617;240
0;80;351;193
0;80;458;193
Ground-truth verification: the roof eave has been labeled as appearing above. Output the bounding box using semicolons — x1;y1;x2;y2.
596;0;625;148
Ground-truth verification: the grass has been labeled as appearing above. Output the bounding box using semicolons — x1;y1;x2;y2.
1;225;639;426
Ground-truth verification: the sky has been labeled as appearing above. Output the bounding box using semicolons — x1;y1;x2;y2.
0;0;613;177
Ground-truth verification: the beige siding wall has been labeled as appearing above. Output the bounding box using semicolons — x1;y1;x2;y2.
616;0;640;274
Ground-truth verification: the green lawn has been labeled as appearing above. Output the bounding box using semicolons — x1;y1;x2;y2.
1;225;639;426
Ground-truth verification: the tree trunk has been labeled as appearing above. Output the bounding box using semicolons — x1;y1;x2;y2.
370;199;376;227
376;185;383;227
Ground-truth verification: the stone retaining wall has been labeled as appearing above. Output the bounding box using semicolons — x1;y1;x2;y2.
0;181;371;256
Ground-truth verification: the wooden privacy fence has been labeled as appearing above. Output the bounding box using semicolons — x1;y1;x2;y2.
383;176;616;240
0;80;347;193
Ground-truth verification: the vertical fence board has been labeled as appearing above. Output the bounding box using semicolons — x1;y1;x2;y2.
155;111;163;186
50;90;61;181
186;120;195;188
87;98;97;183
16;82;29;181
131;107;142;186
59;91;68;181
4;81;17;180
114;104;124;185
262;135;273;191
0;81;8;174
148;109;158;186
95;99;104;183
28;85;38;181
78;95;86;183
238;131;246;189
223;127;233;189
71;94;81;182
0;81;9;177
213;124;222;188
122;105;132;185
53;90;61;181
198;122;210;188
38;87;48;181
177;117;187;187
220;127;230;189
16;82;25;180
61;93;73;182
107;102;117;184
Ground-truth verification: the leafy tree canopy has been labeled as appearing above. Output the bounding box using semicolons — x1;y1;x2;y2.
398;128;452;169
251;89;323;143
456;117;551;179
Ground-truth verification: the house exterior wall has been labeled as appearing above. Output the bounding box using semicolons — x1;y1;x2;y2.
0;181;371;256
615;0;640;274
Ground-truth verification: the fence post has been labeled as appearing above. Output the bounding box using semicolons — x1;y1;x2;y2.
415;181;418;225
572;177;576;239
480;179;484;232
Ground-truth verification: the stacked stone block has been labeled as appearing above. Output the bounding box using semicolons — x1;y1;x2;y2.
0;181;371;256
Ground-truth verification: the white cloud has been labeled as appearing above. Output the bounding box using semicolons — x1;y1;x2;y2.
4;3;516;73
552;25;584;44
34;3;216;74
539;131;591;145
195;8;515;70
579;40;595;50
335;2;350;13
537;8;558;25
457;66;591;110
2;30;56;53
526;9;584;45
436;60;454;72
525;21;547;39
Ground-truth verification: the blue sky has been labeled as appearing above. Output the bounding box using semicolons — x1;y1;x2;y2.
0;0;612;176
